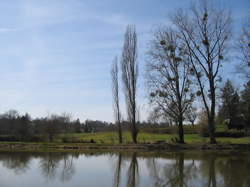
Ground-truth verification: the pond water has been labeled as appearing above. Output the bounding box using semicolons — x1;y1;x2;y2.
0;151;249;187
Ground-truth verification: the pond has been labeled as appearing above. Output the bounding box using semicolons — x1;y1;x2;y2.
0;151;249;187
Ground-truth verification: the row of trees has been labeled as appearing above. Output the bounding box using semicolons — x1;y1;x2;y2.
0;110;128;142
111;25;139;143
111;1;250;144
0;110;81;141
0;109;165;142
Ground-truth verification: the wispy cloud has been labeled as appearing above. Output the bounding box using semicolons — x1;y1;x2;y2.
0;28;20;33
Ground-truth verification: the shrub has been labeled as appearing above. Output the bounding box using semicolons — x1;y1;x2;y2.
215;131;245;138
28;135;43;142
198;125;209;137
142;126;197;134
61;137;70;143
0;136;19;142
61;137;96;143
199;130;245;138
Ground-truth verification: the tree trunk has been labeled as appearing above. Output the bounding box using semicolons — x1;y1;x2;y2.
208;79;217;144
131;121;137;144
49;133;53;142
178;116;185;144
118;121;122;144
131;108;138;144
117;106;122;143
208;114;217;144
191;122;194;128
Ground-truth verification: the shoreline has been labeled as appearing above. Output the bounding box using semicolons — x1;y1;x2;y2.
1;142;250;152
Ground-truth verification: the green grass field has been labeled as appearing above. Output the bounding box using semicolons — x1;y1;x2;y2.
53;124;250;144
56;131;250;144
1;124;249;145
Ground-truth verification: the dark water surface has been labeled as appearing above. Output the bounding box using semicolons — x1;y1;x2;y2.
0;151;249;187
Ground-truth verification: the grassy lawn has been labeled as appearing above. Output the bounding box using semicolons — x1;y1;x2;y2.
56;131;250;144
1;124;249;145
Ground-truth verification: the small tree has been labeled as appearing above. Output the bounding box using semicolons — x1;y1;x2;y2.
17;113;32;141
121;25;139;143
111;56;123;143
218;80;240;127
185;106;197;127
74;119;81;133
197;109;209;137
44;114;60;142
59;112;72;134
241;81;250;130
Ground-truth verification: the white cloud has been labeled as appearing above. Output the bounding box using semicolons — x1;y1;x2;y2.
0;28;19;33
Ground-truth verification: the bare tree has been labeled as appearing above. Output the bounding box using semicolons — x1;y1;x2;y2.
147;27;194;143
171;1;232;143
45;114;59;142
111;56;122;143
237;14;250;79
121;25;139;143
185;106;197;127
60;112;72;134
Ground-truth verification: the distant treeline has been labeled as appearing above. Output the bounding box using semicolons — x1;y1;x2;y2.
0;110;166;142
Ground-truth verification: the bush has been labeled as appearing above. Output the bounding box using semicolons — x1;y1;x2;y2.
197;109;209;137
27;135;44;142
215;131;245;138
0;136;19;141
61;137;70;143
61;137;96;143
199;130;245;138
142;126;198;134
0;135;44;142
198;124;209;137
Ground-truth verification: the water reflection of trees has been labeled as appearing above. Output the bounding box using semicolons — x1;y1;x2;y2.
39;153;76;182
0;152;31;174
216;154;250;187
60;154;75;182
126;153;139;187
199;152;250;187
39;153;60;180
113;152;139;187
112;152;250;187
1;151;250;186
146;153;198;187
113;153;123;187
0;152;77;183
199;154;218;187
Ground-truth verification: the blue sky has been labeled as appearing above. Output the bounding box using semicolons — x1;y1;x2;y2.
0;0;249;122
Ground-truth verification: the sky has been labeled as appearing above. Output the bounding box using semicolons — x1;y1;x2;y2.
0;0;249;122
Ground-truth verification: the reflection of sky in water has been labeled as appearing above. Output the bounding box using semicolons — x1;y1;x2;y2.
0;155;112;187
0;152;249;187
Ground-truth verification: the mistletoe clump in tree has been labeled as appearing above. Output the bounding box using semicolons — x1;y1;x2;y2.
171;1;232;143
146;27;194;143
